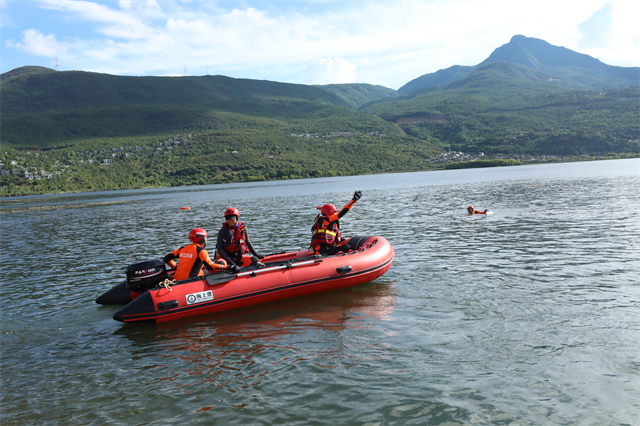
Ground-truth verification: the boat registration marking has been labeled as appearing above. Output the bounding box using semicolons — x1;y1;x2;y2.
186;290;214;305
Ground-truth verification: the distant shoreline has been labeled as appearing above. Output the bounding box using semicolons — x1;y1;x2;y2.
2;154;637;199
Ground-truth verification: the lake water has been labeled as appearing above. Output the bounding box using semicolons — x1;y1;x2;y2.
1;159;639;425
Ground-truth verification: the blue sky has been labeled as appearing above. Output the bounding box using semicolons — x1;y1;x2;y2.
2;0;639;89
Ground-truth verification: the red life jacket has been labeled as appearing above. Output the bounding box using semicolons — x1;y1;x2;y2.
221;222;249;254
310;214;341;247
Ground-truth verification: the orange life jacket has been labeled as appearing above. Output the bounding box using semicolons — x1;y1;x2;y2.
169;243;222;281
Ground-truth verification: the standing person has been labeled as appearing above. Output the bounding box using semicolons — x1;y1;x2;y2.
164;228;240;281
311;190;362;255
216;207;264;268
467;205;488;215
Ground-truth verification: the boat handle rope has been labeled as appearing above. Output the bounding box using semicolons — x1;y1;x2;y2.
159;279;177;291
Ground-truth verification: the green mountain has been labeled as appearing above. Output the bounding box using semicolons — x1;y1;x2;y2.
363;61;639;155
397;65;475;95
1;69;392;147
315;83;399;109
398;35;639;94
1;68;351;118
1;67;426;196
1;34;638;197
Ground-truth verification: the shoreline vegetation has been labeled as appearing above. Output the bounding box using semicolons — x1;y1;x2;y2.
0;142;640;197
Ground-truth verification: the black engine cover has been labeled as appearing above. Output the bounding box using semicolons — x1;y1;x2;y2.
125;259;168;293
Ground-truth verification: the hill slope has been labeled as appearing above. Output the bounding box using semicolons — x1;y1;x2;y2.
397;65;475;95
0;69;352;119
398;35;639;94
315;83;399;109
363;61;640;155
1;69;399;147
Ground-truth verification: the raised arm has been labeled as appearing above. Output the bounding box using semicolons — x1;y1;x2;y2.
330;190;362;221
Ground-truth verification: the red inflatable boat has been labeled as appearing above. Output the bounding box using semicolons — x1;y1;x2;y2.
97;235;394;324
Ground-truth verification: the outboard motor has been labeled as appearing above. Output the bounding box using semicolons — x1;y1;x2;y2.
347;235;374;250
125;259;168;293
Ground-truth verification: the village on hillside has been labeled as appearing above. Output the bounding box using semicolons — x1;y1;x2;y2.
1;135;191;181
2;134;637;184
290;131;386;138
419;149;633;165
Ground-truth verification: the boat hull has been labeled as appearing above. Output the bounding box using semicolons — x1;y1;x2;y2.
112;236;394;323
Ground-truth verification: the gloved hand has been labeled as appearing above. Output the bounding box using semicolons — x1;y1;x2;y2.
352;190;362;201
230;265;241;274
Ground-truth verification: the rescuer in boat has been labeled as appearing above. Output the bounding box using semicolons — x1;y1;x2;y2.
216;207;265;268
164;228;241;281
311;190;362;255
467;205;488;215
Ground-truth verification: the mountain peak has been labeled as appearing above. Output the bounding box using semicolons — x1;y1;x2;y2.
397;35;638;95
479;35;606;71
1;66;56;83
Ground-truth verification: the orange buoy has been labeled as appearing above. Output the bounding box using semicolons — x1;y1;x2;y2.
179;207;191;210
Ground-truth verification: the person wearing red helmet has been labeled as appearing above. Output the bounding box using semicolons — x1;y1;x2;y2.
467;205;488;215
215;207;264;268
311;190;362;255
164;228;241;281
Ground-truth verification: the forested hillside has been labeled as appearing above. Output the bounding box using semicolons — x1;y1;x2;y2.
364;62;640;155
315;83;399;109
1;35;638;197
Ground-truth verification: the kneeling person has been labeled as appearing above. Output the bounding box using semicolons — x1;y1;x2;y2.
165;228;241;281
216;207;264;268
311;190;362;255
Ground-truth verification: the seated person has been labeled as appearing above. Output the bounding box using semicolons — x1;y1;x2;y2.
311;190;362;255
467;205;488;215
164;228;240;281
216;207;264;268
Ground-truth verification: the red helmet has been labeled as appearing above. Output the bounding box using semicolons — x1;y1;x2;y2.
224;207;239;218
467;205;474;213
318;204;336;216
189;228;208;244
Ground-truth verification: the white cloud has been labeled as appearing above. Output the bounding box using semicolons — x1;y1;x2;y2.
578;2;614;49
5;28;66;56
300;58;357;85
39;0;153;39
3;0;639;87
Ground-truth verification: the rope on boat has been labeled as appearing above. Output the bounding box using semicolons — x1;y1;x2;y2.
159;279;177;291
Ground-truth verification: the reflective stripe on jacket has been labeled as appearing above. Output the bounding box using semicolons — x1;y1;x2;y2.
310;215;340;246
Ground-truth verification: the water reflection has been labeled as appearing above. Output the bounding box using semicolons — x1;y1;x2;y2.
117;281;395;346
108;282;396;417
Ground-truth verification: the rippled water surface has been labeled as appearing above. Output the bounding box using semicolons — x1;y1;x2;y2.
2;159;639;425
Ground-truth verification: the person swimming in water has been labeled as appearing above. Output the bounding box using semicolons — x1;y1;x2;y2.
467;205;488;215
